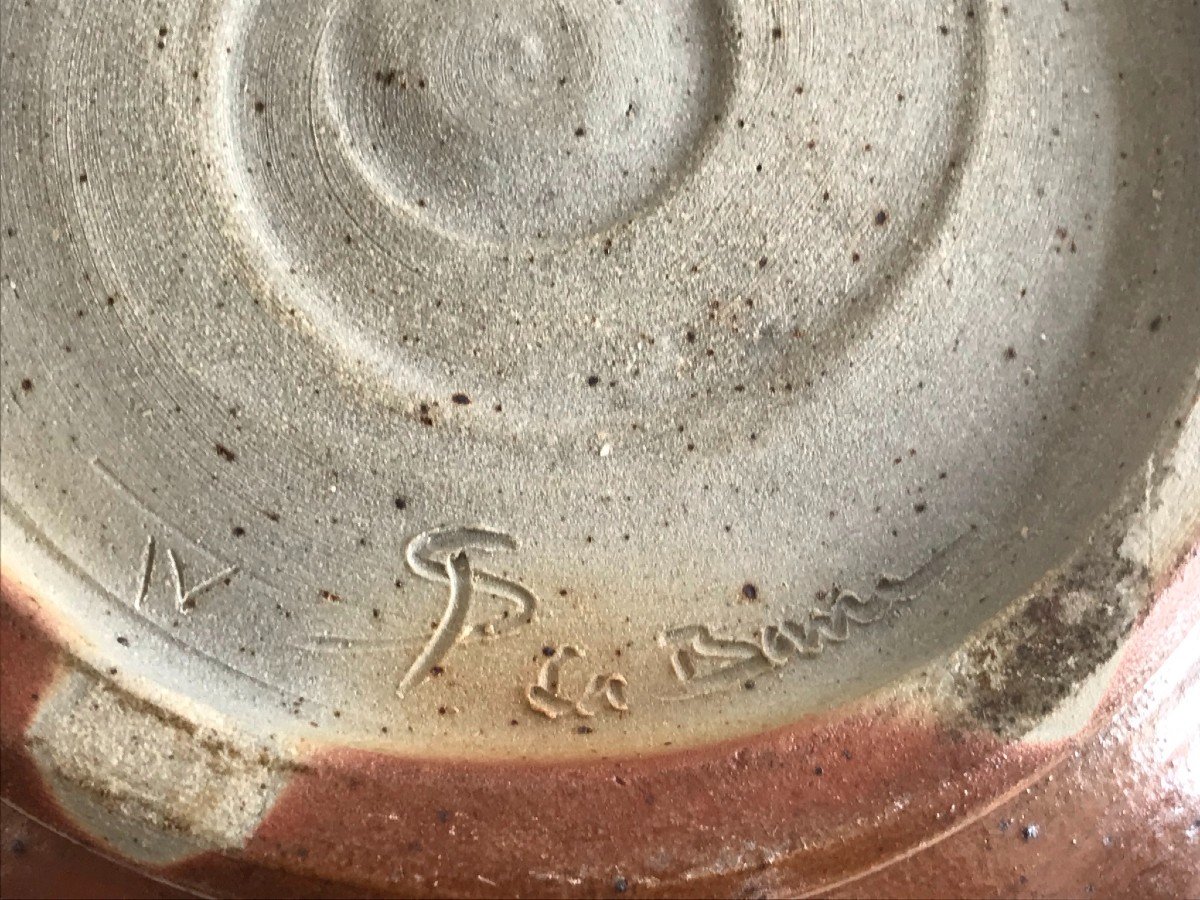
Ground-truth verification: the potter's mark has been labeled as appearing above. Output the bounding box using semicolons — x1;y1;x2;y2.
659;585;905;694
658;540;962;696
132;535;239;615
526;645;628;720
399;526;539;696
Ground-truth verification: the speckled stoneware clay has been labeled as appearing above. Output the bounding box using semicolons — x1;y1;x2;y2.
1;1;1198;897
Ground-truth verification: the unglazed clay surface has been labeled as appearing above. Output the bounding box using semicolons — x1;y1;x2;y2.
2;0;1198;762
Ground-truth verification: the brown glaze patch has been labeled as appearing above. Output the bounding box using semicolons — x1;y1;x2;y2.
0;584;54;714
1;804;193;900
1;551;1195;898
0;576;138;882
0;577;64;811
227;706;1049;898
827;545;1200;899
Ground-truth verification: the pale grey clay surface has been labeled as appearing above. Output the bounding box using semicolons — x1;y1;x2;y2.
1;0;1197;763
